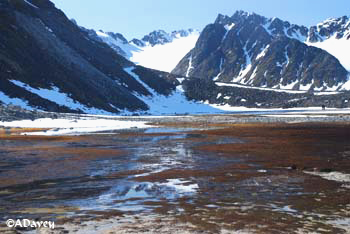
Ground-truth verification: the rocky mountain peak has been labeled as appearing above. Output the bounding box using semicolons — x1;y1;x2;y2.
214;13;232;25
308;15;350;42
172;10;349;92
213;11;308;41
106;32;128;44
141;29;172;46
139;29;198;47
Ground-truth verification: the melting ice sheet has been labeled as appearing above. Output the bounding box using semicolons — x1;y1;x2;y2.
0;118;150;135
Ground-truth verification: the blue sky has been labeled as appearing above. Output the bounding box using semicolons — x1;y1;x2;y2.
51;0;350;39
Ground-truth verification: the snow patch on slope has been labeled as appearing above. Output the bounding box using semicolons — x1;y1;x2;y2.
96;31;141;58
256;45;270;60
216;82;341;95
0;91;33;110
186;56;194;77
222;23;235;41
23;0;39;9
124;67;223;115
306;35;350;70
10;80;113;115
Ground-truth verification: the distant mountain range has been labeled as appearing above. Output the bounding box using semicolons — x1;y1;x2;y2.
0;1;349;115
81;27;200;72
173;11;350;92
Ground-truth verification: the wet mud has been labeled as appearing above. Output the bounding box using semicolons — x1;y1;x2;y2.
0;123;349;233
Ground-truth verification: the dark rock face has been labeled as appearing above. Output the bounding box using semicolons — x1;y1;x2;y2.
172;11;349;91
134;29;197;47
0;0;178;114
182;78;350;109
170;29;195;38
141;30;172;46
130;38;145;47
108;32;128;44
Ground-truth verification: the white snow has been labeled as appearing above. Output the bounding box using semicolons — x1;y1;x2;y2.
185;55;194;77
232;64;252;83
262;22;272;35
216;82;306;94
340;76;350;90
232;44;252;83
45;26;53;33
256;45;270;60
249;66;259;82
224;23;235;31
130;32;199;72
176;85;184;92
326;82;343;91
176;78;185;84
280;79;299;90
9;80;113;115
23;0;39;9
158;179;199;193
313;91;340;95
0;91;33;110
289;29;307;42
216;82;341;95
213;57;224;81
96;31;141;58
284;46;290;67
304;171;350;183
0;118;150;136
95;29;199;72
124;67;223;115
299;81;313;91
208;104;350;114
306;35;350;71
222;23;235;41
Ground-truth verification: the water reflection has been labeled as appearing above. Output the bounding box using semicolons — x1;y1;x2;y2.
0;127;240;219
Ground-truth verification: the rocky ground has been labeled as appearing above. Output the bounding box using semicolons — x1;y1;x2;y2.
0;104;70;122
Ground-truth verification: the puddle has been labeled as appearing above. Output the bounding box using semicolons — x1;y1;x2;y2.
1;124;350;233
0;127;240;220
72;178;199;213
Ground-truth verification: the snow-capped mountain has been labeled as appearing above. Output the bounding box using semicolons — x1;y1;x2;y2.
86;28;200;72
173;11;350;92
0;0;220;115
1;1;349;115
306;16;350;71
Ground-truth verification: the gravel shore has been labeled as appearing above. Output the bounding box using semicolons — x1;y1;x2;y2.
2;104;350;125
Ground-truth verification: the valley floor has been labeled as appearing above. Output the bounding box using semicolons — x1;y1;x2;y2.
0;114;350;233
